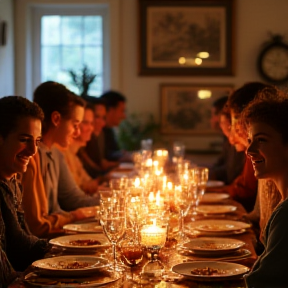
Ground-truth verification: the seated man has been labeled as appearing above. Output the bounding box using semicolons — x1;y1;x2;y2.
0;96;48;287
78;97;118;178
100;90;130;162
21;82;99;239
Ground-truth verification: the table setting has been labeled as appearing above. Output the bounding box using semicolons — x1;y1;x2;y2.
17;146;257;288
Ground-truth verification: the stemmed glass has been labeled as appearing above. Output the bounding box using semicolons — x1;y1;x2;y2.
190;167;209;216
99;196;126;271
174;182;194;244
172;141;185;164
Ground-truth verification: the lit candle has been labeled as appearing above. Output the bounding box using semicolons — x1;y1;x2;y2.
140;219;166;247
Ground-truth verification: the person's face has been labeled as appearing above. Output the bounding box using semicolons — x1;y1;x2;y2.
55;105;84;148
0;117;42;179
247;121;288;180
210;107;220;130
107;101;126;127
219;114;231;139
78;108;94;143
229;110;247;152
94;104;106;135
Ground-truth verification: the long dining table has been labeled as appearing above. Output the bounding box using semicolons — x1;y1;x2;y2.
13;195;258;288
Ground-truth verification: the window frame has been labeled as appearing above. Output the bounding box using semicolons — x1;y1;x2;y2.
14;0;121;100
33;6;109;96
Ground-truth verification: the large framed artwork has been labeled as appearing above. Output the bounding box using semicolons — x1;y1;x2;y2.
138;0;235;76
160;84;233;134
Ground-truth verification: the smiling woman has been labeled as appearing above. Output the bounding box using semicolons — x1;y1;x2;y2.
242;87;288;288
0;96;49;288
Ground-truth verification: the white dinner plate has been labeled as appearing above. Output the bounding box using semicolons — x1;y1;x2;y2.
206;180;225;188
119;162;134;169
181;237;245;256
186;220;251;237
196;205;237;214
32;256;109;277
49;234;109;250
188;219;251;233
200;193;229;203
63;222;103;234
172;261;249;281
24;271;121;287
110;171;135;178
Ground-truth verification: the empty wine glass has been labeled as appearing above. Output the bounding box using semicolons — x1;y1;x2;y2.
190;166;209;216
172;141;185;164
100;196;126;271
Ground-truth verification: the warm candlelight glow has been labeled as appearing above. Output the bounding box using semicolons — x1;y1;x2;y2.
167;182;173;190
134;177;140;188
140;220;166;247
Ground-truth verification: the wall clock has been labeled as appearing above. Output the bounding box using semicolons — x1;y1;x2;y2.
257;35;288;84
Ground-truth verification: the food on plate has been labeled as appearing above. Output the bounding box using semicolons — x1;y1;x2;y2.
47;261;90;269
69;239;101;246
191;267;227;276
193;242;239;250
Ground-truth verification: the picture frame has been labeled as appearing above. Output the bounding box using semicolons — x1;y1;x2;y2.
160;84;233;134
138;0;235;76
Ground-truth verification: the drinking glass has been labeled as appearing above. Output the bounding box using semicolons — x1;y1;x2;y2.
172;141;185;163
100;196;126;271
174;183;194;244
190;166;209;216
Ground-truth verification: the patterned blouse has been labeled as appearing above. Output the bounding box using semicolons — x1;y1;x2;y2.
0;176;48;287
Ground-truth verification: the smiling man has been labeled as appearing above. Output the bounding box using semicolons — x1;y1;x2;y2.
0;96;48;287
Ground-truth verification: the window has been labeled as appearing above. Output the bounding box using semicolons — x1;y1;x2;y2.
33;6;109;97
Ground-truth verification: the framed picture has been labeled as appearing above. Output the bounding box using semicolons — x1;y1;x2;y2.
138;0;235;76
160;84;233;134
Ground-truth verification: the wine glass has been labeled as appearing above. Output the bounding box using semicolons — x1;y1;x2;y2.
190;167;209;216
99;196;126;271
172;141;185;164
174;183;194;244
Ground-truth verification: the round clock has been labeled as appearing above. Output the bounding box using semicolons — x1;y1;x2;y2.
257;36;288;84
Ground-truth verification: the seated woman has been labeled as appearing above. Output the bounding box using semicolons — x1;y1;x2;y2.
21;81;99;239
243;86;288;288
207;82;268;212
78;97;118;178
61;103;99;194
0;96;48;287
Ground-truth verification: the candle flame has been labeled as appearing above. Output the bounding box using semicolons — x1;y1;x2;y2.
135;177;140;188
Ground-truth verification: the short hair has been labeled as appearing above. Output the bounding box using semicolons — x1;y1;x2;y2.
228;82;270;115
242;86;288;143
81;95;107;109
0;96;44;138
33;81;84;134
212;96;228;114
100;90;126;109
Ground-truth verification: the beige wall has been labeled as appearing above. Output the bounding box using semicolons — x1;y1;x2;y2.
2;0;288;150
0;0;14;95
120;0;288;150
